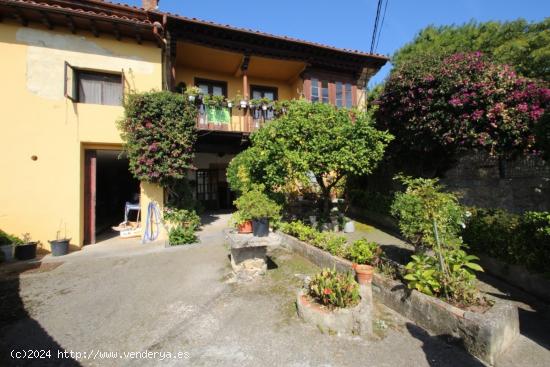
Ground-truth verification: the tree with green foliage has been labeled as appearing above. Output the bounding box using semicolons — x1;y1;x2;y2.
228;100;393;217
117;91;197;184
393;18;550;82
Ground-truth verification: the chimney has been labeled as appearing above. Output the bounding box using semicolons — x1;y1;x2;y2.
142;0;159;11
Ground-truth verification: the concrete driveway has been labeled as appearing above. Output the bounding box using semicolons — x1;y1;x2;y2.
0;213;548;366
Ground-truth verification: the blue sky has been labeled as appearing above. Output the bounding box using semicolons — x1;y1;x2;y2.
123;0;549;87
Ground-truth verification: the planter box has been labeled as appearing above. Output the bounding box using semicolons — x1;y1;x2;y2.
478;254;550;303
296;288;372;336
278;231;519;365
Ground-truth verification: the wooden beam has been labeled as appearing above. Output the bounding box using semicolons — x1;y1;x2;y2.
13;9;28;27
90;19;99;37
40;11;53;30
66;15;76;34
113;23;121;41
135;26;142;44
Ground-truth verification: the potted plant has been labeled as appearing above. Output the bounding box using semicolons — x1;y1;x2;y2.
14;233;38;260
296;268;370;335
346;239;382;284
234;188;281;237
49;227;70;257
0;229;22;262
231;211;253;234
186;86;202;102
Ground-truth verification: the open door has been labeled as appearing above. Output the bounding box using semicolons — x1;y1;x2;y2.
84;150;97;245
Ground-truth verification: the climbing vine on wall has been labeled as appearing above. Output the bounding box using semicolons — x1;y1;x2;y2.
117;91;197;184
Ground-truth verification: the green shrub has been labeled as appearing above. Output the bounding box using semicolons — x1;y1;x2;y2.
163;207;200;246
234;188;281;221
404;250;482;305
308;268;360;308
163;208;200;231
463;208;550;274
346;239;382;266
168;226;197;246
404;254;441;296
279;221;348;257
0;230;22;246
391;176;466;250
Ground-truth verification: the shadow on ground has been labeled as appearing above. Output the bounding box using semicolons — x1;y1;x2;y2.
478;272;550;350
0;262;80;366
406;323;485;367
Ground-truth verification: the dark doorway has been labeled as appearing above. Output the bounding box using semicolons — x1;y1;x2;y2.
84;149;139;245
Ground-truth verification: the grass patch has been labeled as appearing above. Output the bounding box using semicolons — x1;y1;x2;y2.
354;221;376;233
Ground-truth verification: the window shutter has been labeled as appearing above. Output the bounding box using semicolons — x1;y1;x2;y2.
64;61;77;101
121;68;126;98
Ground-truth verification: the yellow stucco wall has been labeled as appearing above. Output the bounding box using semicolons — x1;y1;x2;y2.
0;22;163;250
176;66;302;132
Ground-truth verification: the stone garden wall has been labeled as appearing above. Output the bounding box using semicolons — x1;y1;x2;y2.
442;152;550;213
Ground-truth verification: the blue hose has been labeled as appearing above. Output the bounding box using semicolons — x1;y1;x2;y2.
142;201;161;244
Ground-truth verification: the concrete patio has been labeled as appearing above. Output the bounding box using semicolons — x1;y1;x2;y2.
0;213;548;366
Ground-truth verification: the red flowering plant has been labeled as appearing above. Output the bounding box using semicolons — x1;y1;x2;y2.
117;91;198;184
308;268;360;308
376;52;550;173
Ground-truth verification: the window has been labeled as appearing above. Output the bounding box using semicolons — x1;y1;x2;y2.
77;71;123;106
251;85;278;101
336;82;343;107
195;78;227;97
308;77;354;108
311;78;319;102
345;83;353;108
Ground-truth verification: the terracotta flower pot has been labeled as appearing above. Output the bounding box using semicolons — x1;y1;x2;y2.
353;263;374;284
237;220;253;234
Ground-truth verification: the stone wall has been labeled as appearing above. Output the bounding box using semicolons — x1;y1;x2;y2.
441;152;550;213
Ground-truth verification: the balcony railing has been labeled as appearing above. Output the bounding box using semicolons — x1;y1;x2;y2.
195;103;281;133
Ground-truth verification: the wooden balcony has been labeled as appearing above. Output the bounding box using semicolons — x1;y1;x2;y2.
195;105;276;134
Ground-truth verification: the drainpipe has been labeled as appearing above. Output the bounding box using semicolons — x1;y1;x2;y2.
152;15;174;91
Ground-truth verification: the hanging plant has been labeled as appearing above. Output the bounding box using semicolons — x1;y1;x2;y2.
117;91;198;184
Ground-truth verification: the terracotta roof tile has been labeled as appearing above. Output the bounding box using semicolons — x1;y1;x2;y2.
101;0;388;60
1;0;152;25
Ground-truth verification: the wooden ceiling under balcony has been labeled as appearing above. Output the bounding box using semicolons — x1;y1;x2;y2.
177;42;307;82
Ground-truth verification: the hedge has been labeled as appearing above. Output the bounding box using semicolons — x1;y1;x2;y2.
462;208;550;275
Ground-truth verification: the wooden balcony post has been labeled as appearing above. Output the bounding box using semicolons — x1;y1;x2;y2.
241;55;251;131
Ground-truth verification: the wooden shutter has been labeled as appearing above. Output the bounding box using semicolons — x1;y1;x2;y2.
64;61;77;101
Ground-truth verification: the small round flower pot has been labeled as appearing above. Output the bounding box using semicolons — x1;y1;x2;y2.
237;220;253;234
240;100;248;109
188;95;196;102
0;244;15;262
262;105;268;111
353;263;374;284
49;239;70;256
252;218;269;237
227;102;233;108
14;242;38;261
343;221;355;233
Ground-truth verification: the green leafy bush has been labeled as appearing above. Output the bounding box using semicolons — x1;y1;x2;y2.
463;208;550;274
346;239;382;266
234;188;281;221
391;176;465;250
279;221;348;257
167;226;197;246
308;268;360;308
404;254;441;296
163;207;200;246
404;250;482;305
0;229;22;246
117;91;197;184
